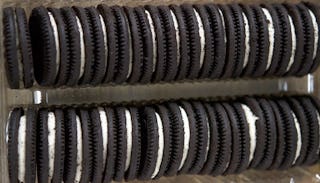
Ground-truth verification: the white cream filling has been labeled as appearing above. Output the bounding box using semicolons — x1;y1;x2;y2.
48;12;60;79
125;109;133;172
218;8;227;43
98;107;108;170
48;112;56;181
291;111;302;165
75;16;85;80
286;15;297;72
18;115;26;182
262;8;275;70
193;8;205;69
151;112;164;178
170;10;180;67
99;15;108;77
224;162;230;171
75;115;83;183
145;10;157;72
6;111;12;144
205;115;210;162
124;15;132;79
308;9;319;59
243;12;250;69
241;104;258;164
178;106;190;170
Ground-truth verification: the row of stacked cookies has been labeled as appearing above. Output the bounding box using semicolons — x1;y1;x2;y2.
7;95;320;183
4;2;320;89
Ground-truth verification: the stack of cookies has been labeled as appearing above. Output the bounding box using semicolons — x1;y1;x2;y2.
3;2;320;88
7;95;320;183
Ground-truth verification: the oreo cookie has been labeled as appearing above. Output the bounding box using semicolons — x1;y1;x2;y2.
30;6;57;86
275;99;298;170
150;109;165;179
89;108;104;182
272;4;293;76
158;6;178;82
295;3;316;76
63;108;78;182
152;105;172;179
60;7;81;86
200;102;219;174
249;5;269;77
47;8;70;87
188;101;209;174
124;7;143;84
6;108;21;182
125;107;142;181
210;103;232;176
24;109;37;183
97;5;117;83
164;102;184;176
37;109;50;183
6;109;37;183
298;96;320;165
169;5;188;81
138;106;159;180
86;7;106;85
122;108;135;181
97;107;110;182
3;7;20;89
47;109;65;183
78;108;91;183
285;97;309;166
16;109;37;183
240;5;258;77
72;7;94;85
176;101;196;175
112;107;127;181
193;5;212;79
38;109;69;183
37;109;67;183
102;107;117;183
111;6;130;84
2;7;33;89
222;102;249;174
219;4;243;78
241;97;265;169
15;8;34;88
255;98;277;170
74;111;84;182
180;4;201;79
204;4;226;79
234;102;252;173
283;4;304;76
115;108;133;180
268;99;297;170
144;6;166;82
261;4;281;76
134;7;154;83
303;2;320;73
229;4;246;77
